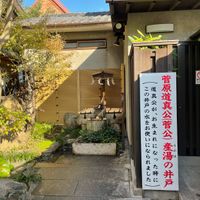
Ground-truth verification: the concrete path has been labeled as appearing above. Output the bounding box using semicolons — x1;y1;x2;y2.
179;156;200;200
32;152;144;200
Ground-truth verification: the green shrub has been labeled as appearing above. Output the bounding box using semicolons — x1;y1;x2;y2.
0;141;53;163
13;169;41;187
56;127;81;144
31;122;53;140
0;151;37;163
64;127;82;138
0;106;30;139
0;158;14;178
37;140;53;151
78;124;120;143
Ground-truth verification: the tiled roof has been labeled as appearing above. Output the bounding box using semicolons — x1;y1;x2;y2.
22;12;111;27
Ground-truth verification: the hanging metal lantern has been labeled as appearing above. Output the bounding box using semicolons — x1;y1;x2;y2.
91;71;115;86
91;71;115;108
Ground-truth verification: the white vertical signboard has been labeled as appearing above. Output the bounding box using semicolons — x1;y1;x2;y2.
140;72;179;191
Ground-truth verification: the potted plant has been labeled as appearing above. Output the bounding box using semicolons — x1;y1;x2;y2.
128;29;163;49
72;124;120;156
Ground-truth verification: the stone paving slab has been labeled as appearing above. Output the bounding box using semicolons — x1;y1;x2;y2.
33;154;200;200
32;153;133;199
55;155;127;168
44;196;103;200
110;198;149;200
35;163;67;168
32;179;78;196
179;156;200;200
32;196;148;200
33;178;130;198
74;179;130;198
179;156;200;167
32;196;44;200
37;166;129;181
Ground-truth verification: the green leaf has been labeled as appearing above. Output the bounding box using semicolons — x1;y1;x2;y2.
0;158;14;178
128;29;163;49
137;29;145;37
128;36;135;43
0;168;10;178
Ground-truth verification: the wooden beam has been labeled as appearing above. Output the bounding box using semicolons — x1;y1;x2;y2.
77;70;81;112
169;0;181;11
148;1;156;11
132;40;179;47
110;3;115;15
126;3;131;12
192;1;200;9
106;0;171;2
190;29;200;40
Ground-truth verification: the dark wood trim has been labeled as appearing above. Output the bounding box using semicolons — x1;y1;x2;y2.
169;0;182;11
131;40;179;47
107;0;170;2
64;39;107;50
190;30;200;40
107;0;199;35
192;2;200;9
148;1;156;12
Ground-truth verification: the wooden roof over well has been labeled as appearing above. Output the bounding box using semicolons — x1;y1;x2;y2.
106;0;200;38
107;0;200;13
106;0;200;35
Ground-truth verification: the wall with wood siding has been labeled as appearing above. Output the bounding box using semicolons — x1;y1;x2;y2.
37;31;123;124
37;69;121;124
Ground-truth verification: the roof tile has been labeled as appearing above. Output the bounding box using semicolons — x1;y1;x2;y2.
22;12;111;27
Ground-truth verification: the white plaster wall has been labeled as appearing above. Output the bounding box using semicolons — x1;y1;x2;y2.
61;31;123;70
127;10;200;42
125;9;200;67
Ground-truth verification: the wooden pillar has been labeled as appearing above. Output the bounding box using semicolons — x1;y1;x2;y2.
77;70;81;112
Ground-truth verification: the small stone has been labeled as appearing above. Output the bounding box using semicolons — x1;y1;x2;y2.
77;116;87;126
67;139;76;144
63;113;79;128
0;179;28;200
81;124;87;130
112;123;121;132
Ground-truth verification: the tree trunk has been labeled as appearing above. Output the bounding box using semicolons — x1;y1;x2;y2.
24;71;36;125
0;0;14;49
0;72;2;103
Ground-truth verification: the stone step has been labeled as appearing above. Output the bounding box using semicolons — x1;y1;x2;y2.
31;196;150;200
109;198;150;200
